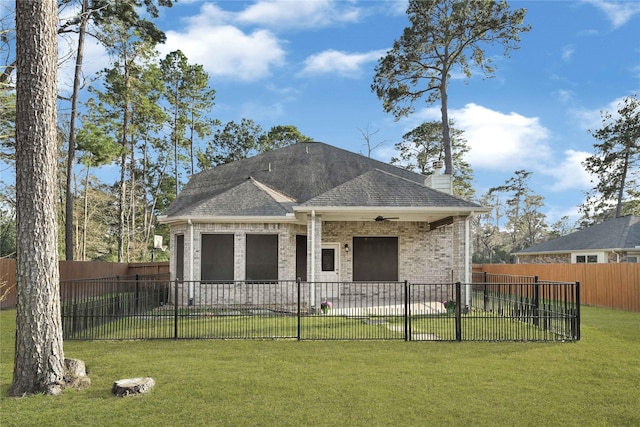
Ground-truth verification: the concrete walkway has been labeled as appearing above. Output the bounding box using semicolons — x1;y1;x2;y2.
328;301;445;317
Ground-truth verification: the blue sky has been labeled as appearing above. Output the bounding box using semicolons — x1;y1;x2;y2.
62;1;639;223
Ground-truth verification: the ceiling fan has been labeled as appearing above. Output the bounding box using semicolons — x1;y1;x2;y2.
363;215;400;222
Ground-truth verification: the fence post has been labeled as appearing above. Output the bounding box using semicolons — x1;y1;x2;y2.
174;280;179;340
533;276;540;327
297;278;301;341
455;282;462;342
134;274;140;313
483;272;488;311
575;281;581;341
404;280;409;342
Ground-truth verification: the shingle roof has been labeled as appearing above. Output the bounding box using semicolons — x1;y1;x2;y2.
516;215;640;253
302;169;476;208
163;142;482;218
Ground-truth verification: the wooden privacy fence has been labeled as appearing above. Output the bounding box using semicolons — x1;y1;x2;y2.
473;263;640;312
0;260;169;309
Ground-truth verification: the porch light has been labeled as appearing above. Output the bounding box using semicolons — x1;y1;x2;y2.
344;243;349;253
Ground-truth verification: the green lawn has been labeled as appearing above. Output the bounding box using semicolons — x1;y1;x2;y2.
1;306;639;426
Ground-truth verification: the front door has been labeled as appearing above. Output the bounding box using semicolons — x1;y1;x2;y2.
319;243;340;299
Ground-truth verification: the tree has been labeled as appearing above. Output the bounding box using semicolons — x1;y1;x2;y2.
581;94;640;222
160;50;216;194
0;184;16;258
391;120;474;198
357;124;385;158
0;3;16;166
488;170;548;257
259;125;313;152
62;0;90;261
11;0;65;396
372;0;529;175
93;17;161;262
198;121;313;169
198;119;264;168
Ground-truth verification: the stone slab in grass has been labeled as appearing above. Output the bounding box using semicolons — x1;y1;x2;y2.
112;377;155;397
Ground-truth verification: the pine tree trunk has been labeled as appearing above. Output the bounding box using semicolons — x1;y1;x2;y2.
65;0;89;261
11;0;65;396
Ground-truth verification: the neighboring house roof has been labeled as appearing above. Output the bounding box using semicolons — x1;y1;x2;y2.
160;142;484;222
516;215;640;254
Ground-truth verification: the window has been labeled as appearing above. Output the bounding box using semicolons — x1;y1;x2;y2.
353;237;398;281
246;234;278;281
576;254;598;264
201;234;234;281
176;234;184;281
321;248;335;271
296;235;307;281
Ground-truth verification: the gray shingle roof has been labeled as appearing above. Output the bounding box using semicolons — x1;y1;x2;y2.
517;215;640;253
163;142;482;218
302;169;477;208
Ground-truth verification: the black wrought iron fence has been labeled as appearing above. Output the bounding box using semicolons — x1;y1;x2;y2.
60;277;579;342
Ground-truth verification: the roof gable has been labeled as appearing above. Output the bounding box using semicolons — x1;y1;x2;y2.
179;178;293;217
302;169;478;208
518;216;640;253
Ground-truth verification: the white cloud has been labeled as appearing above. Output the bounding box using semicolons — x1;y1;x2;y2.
437;103;552;171
584;0;640;29
159;1;369;82
556;89;575;104
571;95;630;132
561;45;575;62
237;0;361;29
541;149;593;192
161;24;285;82
299;49;387;78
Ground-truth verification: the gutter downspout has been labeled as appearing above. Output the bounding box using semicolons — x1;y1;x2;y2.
465;213;473;310
311;210;316;310
188;219;194;305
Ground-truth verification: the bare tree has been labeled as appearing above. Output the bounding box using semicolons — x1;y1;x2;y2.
357;124;386;158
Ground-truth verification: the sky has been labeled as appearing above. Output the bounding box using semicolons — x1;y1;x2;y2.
44;0;640;224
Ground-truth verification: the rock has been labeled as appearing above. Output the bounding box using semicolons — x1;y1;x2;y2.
63;358;91;390
112;377;155;397
65;358;87;377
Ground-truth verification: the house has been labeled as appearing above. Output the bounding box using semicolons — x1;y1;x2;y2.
514;215;640;264
158;142;487;293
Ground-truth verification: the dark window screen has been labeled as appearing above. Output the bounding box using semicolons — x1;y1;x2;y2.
296;235;307;281
201;234;234;281
353;237;398;281
246;234;278;281
176;234;184;281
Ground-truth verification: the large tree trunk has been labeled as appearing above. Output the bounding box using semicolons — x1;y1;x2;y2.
11;0;65;396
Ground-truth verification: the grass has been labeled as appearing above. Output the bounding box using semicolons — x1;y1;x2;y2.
1;306;639;426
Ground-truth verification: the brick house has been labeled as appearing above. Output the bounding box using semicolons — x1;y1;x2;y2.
158;142;486;294
514;215;640;264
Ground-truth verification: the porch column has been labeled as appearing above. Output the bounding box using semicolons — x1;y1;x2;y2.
451;216;466;283
235;231;245;281
451;216;469;307
307;212;322;308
